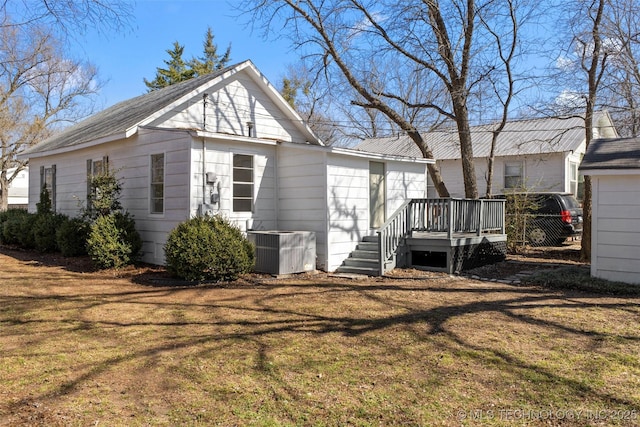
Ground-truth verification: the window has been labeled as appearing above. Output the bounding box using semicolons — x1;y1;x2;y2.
569;160;584;201
92;159;104;176
569;161;578;197
504;161;523;189
233;154;253;212
40;165;56;211
87;157;109;208
150;153;165;214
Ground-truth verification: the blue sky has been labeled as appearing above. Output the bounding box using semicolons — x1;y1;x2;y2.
73;0;295;108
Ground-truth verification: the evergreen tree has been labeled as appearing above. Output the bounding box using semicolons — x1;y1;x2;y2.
189;27;231;76
143;41;194;91
143;28;231;91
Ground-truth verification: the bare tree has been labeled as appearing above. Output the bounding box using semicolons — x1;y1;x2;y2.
0;24;100;210
599;0;640;137
279;63;344;145
0;0;131;211
554;0;610;260
246;0;536;199
0;0;132;36
481;0;518;198
281;60;447;146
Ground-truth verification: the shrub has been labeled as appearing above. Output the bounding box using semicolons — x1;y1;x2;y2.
82;169;123;221
32;213;67;253
503;192;540;253
56;217;90;257
165;215;254;282
87;212;142;269
0;209;29;245
36;187;53;215
17;213;38;249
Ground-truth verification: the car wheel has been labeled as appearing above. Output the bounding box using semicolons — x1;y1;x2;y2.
554;238;567;246
528;227;548;246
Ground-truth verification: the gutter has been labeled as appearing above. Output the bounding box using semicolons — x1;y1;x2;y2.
17;132;131;160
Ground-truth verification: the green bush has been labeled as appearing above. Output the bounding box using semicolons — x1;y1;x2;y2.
36;187;53;216
17;213;38;249
164;215;254;282
33;213;67;253
56;217;90;257
86;212;142;269
0;209;29;245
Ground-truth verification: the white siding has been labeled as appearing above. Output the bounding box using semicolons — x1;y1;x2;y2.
5;167;28;207
386;161;427;211
325;156;370;272
437;153;567;197
324;154;427;272
152;72;310;144
277;145;328;269
591;175;640;285
27;129;193;265
189;137;277;232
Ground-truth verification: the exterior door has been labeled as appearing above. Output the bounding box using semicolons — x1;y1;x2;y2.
369;161;386;228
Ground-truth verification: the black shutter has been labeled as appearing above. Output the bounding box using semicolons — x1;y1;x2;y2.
51;165;56;211
87;159;93;209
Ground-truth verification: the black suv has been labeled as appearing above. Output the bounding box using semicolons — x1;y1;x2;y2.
502;192;583;246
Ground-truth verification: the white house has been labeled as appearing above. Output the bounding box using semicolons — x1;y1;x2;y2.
580;137;640;285
18;60;431;272
5;167;29;209
355;114;618;198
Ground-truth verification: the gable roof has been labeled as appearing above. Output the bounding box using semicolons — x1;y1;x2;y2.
354;113;616;160
580;137;640;171
21;60;321;158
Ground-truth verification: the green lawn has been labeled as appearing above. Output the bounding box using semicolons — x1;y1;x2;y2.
1;248;639;426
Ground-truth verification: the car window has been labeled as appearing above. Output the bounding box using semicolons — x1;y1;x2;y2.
539;196;558;213
561;195;580;209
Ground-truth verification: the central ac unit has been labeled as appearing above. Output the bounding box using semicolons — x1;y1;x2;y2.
247;231;316;275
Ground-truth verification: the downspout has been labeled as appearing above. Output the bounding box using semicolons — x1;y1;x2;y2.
275;142;280;230
202;93;208;206
202;138;206;205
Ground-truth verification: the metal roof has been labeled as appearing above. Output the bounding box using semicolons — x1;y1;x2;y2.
580;137;640;171
355;113;614;160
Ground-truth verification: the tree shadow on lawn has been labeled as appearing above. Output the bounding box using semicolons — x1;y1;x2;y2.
2;248;640;422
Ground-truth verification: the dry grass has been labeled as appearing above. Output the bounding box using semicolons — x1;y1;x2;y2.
1;247;639;426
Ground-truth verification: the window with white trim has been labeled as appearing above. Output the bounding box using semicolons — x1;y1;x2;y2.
233;154;253;212
569;161;578;196
504;161;524;189
40;165;56;211
569;160;585;201
150;153;165;214
87;156;109;210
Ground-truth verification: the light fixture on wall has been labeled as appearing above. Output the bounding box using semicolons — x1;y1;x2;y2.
246;121;254;137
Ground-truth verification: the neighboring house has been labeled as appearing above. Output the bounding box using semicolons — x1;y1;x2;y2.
355;113;618;198
5;167;29;209
580;137;640;285
18;60;431;272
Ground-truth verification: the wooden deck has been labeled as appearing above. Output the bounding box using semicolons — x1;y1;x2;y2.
404;231;507;274
378;199;507;275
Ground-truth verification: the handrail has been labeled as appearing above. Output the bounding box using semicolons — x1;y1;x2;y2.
376;198;505;275
376;199;412;275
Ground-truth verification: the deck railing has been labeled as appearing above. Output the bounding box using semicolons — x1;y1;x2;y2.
377;198;505;275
